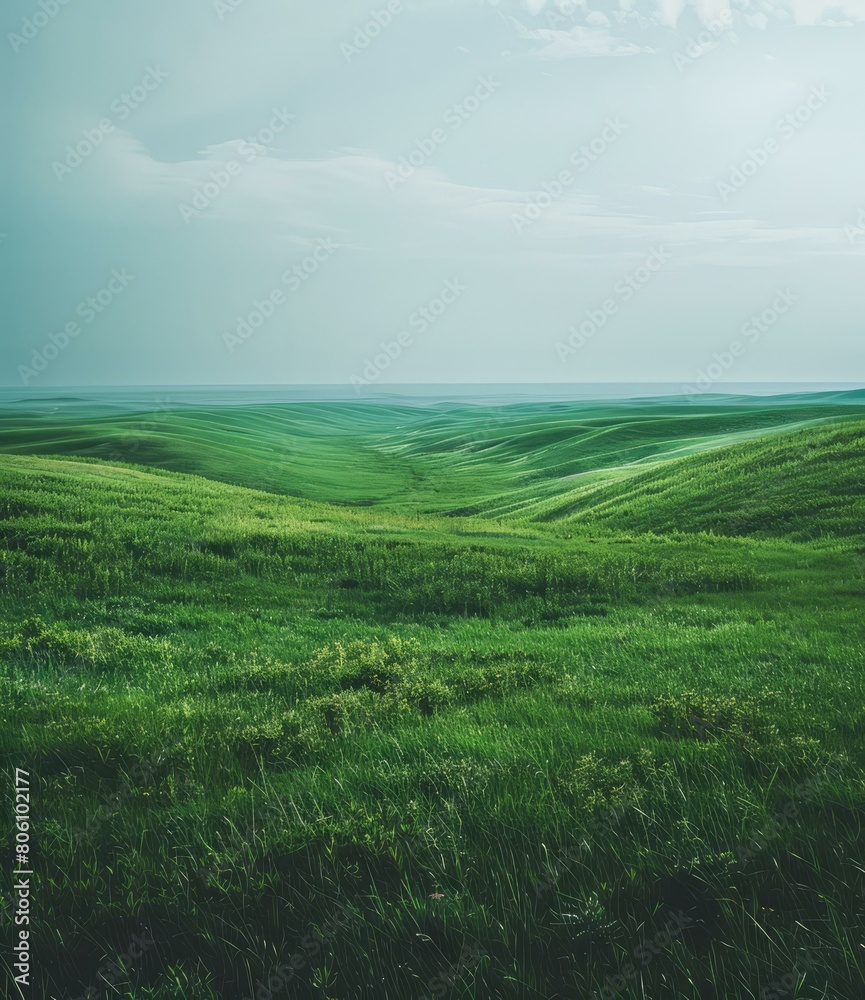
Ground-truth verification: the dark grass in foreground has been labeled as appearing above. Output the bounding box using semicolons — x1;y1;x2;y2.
0;417;864;998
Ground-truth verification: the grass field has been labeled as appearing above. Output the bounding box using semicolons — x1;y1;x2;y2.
1;390;864;999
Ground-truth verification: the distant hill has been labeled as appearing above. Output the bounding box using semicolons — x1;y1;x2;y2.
0;393;863;517
539;421;865;540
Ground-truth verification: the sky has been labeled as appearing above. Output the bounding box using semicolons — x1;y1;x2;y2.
1;0;864;390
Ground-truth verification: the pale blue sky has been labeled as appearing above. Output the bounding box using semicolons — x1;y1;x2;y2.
2;0;864;388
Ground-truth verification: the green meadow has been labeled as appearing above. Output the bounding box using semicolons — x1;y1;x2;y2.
1;390;864;999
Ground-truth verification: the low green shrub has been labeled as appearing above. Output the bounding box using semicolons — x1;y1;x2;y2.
650;691;778;742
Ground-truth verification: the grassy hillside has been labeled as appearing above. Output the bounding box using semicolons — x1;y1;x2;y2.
0;391;863;516
533;420;865;540
1;423;864;998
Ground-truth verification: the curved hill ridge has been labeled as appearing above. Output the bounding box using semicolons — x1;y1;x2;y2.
538;420;865;539
0;394;862;531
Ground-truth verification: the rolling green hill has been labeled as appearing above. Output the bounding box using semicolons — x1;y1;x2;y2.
0;390;863;519
2;393;864;999
533;420;865;539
